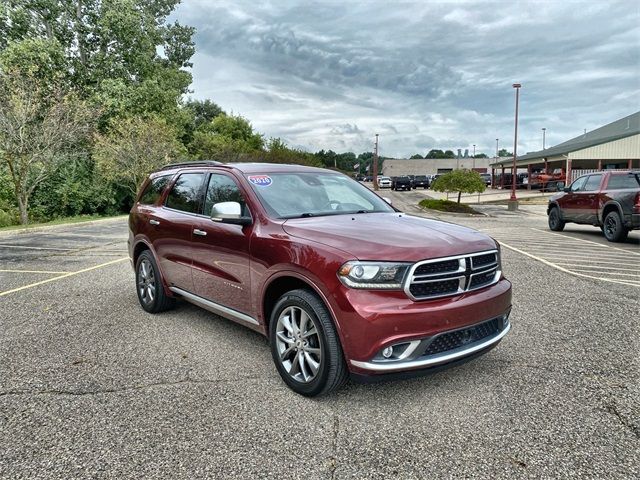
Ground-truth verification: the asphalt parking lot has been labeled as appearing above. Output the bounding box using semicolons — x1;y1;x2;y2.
1;205;639;478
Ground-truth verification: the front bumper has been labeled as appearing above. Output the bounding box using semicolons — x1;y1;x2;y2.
350;313;510;372
335;278;512;375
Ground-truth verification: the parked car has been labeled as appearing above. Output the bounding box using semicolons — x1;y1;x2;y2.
377;176;392;188
547;170;640;242
531;168;566;192
391;175;412;191
129;161;512;396
480;173;492;186
412;175;430;189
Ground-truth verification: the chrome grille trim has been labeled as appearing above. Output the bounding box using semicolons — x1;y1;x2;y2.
404;250;500;301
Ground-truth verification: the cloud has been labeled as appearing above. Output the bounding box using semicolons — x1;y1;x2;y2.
175;0;640;157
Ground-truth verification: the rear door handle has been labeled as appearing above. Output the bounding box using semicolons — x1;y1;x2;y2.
193;229;207;236
149;219;160;226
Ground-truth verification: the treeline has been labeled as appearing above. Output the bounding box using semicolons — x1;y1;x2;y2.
0;1;383;227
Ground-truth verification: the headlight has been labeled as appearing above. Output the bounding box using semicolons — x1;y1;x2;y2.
337;261;411;289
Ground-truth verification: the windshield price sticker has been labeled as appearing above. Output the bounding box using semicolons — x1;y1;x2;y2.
248;175;273;187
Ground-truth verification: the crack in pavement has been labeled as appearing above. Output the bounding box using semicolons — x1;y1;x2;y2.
0;376;261;398
328;414;339;480
604;403;640;439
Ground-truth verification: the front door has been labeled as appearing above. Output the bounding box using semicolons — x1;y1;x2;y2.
558;175;588;222
191;172;253;315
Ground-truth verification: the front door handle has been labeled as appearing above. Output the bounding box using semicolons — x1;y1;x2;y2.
149;219;160;226
193;229;207;236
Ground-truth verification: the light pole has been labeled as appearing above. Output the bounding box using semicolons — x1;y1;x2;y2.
495;138;499;158
510;83;521;205
373;134;379;191
542;127;546;150
472;144;476;169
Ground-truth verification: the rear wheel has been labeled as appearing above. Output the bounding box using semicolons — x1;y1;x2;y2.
135;250;175;313
269;289;348;397
548;207;565;232
603;210;629;242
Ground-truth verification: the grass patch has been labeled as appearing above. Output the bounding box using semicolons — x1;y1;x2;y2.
0;214;126;231
419;199;481;214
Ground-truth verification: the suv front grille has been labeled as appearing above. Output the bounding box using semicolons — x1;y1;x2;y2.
405;250;499;300
422;318;501;356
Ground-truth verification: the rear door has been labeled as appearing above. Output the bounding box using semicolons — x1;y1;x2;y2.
191;172;254;315
581;174;603;224
153;172;206;292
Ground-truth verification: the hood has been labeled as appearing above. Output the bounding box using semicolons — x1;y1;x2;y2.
282;213;497;261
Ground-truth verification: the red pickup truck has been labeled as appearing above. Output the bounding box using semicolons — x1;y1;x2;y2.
547;170;640;242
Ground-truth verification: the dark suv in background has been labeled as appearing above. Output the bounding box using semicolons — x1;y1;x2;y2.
129;161;512;396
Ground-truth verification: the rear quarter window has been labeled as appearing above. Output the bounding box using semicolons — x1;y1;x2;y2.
139;175;172;205
606;174;640;189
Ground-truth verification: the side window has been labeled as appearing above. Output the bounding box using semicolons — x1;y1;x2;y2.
204;174;249;217
139;175;172;205
583;175;602;192
570;176;588;192
607;174;640;189
165;173;205;213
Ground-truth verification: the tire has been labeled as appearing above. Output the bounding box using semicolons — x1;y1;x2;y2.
548;207;565;232
269;289;348;397
603;210;629;242
135;250;175;313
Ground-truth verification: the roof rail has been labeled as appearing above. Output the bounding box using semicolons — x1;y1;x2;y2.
159;160;223;171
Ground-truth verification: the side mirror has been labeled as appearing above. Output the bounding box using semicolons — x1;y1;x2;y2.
211;201;252;226
563;187;570;193
382;197;393;205
556;181;565;191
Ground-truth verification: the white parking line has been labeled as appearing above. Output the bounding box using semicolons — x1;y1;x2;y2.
554;263;640;272
499;242;640;287
531;228;640;256
0;269;69;274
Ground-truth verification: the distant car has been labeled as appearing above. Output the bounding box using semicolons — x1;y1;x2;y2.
480;173;492;186
548;170;640;242
391;176;412;191
429;174;443;188
412;175;430;189
377;176;392;188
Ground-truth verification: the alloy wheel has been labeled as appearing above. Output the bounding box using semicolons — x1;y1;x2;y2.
275;306;322;383
604;215;616;238
138;258;156;305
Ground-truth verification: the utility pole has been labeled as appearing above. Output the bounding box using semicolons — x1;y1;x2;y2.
472;144;476;169
495;138;499;158
510;83;521;208
542;127;546;150
373;134;379;191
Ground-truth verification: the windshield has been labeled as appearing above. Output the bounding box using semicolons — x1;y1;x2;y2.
245;172;395;219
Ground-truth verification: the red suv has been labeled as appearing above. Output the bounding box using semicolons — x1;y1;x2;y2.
129;162;512;396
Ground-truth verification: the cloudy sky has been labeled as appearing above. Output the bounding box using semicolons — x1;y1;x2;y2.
173;0;640;158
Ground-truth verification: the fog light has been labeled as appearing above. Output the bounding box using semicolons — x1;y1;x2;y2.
382;346;393;358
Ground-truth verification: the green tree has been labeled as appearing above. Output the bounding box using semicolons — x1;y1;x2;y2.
473;153;488;158
498;148;513;157
431;169;486;203
2;0;195;126
94;115;185;197
0;72;95;224
189;114;263;161
444;150;455;158
410;153;423;159
185;99;224;128
426;149;445;159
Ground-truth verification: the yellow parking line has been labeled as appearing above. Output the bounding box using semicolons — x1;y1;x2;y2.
0;269;70;274
499;241;640;288
0;257;129;297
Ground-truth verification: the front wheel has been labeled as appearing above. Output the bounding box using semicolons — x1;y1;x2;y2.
603;211;629;242
548;207;565;232
269;289;348;396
